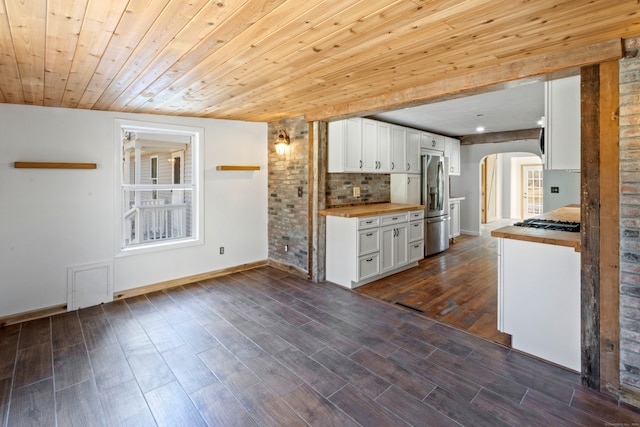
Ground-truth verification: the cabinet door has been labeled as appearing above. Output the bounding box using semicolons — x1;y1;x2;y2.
380;224;408;273
361;119;378;172
395;223;409;267
444;137;460;176
344;118;363;171
406;130;421;173
390;126;407;172
545;75;580;170
449;201;460;238
380;226;396;273
376;122;391;172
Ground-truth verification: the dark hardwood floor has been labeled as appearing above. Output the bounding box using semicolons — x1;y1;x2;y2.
1;266;638;426
356;229;511;346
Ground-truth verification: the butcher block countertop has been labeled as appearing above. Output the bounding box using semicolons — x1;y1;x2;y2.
318;203;424;218
491;205;581;252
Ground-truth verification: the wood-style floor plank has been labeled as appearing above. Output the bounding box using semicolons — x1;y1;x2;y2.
0;265;637;426
144;381;208;427
8;379;55;427
55;379;106;427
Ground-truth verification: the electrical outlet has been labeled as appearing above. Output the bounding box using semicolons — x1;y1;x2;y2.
551;186;559;194
219;247;224;254
284;244;288;252
353;186;361;197
298;186;303;197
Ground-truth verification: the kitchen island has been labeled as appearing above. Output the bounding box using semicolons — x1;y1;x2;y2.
320;203;424;289
491;205;581;371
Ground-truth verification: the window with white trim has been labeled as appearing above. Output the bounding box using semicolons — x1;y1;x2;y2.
119;122;200;249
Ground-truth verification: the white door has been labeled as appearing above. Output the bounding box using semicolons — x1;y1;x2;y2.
522;164;543;218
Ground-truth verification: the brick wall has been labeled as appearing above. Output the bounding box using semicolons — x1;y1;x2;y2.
620;36;640;392
268;116;309;273
326;173;390;208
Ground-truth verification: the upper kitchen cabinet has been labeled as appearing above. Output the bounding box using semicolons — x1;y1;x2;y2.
329;118;363;172
444;136;461;176
544;75;580;171
420;132;445;152
406;129;421;173
390;125;408;173
362;119;391;172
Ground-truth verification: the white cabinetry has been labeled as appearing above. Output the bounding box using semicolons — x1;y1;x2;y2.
328;118;363;172
497;238;580;371
390;125;407;173
444;137;460;176
380;213;409;273
362;119;391;172
421;132;445;152
408;210;424;262
406;130;421;173
325;209;423;289
390;174;420;204
544;75;580;171
449;198;461;238
329;118;451;175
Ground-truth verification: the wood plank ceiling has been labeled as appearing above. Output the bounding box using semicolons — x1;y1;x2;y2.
0;0;638;122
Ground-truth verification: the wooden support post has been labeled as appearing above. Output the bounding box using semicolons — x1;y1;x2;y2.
581;64;601;389
599;61;620;395
309;121;327;282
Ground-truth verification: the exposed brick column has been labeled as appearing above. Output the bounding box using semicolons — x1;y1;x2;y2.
620;36;640;397
268;116;310;275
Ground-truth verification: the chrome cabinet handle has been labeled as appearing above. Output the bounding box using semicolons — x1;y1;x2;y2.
359;160;362;168
391;162;394;170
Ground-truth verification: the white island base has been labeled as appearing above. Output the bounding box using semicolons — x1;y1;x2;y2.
497;238;580;371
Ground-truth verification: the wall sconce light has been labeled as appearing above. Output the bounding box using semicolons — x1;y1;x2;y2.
274;129;290;155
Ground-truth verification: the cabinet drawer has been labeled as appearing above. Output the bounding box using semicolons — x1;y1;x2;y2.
409;241;424;262
358;253;380;281
408;210;424;221
358;216;380;230
408;220;424;242
380;212;408;226
358;229;380;256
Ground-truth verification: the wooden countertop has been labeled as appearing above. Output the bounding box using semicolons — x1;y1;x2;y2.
318;203;424;218
490;205;581;252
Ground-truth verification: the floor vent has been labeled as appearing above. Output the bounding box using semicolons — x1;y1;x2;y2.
394;302;424;313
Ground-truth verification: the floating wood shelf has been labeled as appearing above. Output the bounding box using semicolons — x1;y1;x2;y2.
216;165;260;171
14;162;97;169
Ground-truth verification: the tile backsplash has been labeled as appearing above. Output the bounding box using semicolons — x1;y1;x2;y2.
326;173;390;208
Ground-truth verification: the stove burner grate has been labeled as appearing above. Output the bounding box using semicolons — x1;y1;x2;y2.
513;218;580;232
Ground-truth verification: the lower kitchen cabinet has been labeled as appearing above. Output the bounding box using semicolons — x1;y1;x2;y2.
497;237;580;371
449;198;462;239
325;209;423;289
380;223;408;273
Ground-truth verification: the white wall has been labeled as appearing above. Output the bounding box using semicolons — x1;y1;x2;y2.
543;170;580;212
0;104;268;317
450;139;539;236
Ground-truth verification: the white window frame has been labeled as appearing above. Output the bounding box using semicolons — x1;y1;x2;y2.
115;119;204;256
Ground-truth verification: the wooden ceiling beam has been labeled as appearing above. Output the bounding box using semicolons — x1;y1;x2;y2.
305;39;624;123
459;128;541;145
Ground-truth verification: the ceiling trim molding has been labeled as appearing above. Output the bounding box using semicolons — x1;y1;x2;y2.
305;39;623;123
460;128;541;145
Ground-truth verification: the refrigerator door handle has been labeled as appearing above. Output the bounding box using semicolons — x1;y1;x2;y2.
437;160;444;211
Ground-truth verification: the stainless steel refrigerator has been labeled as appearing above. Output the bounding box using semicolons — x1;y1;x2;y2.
421;151;449;256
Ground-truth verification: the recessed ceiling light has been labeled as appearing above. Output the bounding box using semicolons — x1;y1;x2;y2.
476;126;485;132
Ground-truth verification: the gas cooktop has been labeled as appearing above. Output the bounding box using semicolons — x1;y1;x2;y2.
512;218;580;232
